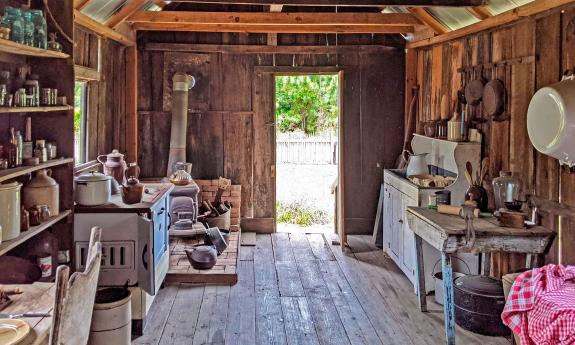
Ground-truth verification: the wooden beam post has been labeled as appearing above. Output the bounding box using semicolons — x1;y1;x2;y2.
125;45;138;163
105;0;148;29
127;11;419;33
408;0;575;48
468;5;492;20
74;10;136;46
408;7;448;34
267;5;283;46
163;0;485;6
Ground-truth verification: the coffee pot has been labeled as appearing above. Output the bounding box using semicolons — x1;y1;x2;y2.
97;149;128;185
402;150;429;178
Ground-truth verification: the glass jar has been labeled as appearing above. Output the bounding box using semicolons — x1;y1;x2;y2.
22;11;34;46
31;10;46;49
5;7;24;44
492;171;521;210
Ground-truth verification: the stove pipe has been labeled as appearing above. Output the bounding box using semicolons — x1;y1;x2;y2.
167;73;195;177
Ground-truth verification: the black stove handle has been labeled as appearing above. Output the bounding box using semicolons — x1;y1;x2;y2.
142;244;148;270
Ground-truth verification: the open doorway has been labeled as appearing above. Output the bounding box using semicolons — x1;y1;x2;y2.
275;74;340;234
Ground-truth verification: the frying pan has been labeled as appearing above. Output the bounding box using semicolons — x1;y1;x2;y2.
465;68;485;106
483;78;505;118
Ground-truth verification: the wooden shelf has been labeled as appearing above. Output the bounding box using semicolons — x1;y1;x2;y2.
0;105;73;114
0;210;71;256
0;38;70;59
0;158;74;183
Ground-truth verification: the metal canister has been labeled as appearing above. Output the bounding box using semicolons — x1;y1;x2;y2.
46;142;57;159
0;84;6;106
41;88;51;105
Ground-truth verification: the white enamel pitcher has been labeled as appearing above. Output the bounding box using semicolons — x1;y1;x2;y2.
402;150;429;177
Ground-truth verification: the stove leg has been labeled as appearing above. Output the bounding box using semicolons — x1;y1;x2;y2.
442;252;455;345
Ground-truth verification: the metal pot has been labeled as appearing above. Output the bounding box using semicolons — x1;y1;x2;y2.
75;172;111;206
0;182;21;241
454;275;510;337
23;169;59;216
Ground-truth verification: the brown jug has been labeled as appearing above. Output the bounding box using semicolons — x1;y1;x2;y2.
23;169;59;216
97;149;128;185
121;166;143;205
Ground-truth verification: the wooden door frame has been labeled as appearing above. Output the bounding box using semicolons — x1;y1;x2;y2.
254;66;345;241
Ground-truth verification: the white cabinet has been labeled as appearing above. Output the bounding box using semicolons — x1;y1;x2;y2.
383;182;417;285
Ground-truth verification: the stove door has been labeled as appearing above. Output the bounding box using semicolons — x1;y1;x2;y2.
137;216;155;295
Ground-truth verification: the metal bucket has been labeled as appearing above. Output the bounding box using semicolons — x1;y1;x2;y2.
432;257;470;305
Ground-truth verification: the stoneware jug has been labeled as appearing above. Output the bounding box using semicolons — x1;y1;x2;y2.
97;149;128;185
403;150;429;178
23;169;59;216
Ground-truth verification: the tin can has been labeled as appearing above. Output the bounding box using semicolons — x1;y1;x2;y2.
37;255;52;278
57;250;70;264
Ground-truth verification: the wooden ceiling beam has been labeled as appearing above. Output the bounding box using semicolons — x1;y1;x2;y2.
74;10;136;46
408;7;448;34
408;0;575;48
105;0;149;28
131;22;415;33
74;0;93;10
127;11;422;26
166;0;485;6
468;5;492;20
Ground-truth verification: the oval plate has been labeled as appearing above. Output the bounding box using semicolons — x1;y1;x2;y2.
0;319;31;345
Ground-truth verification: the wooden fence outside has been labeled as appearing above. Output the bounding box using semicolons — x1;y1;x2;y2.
276;133;338;164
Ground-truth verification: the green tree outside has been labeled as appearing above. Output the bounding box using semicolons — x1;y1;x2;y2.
275;75;338;135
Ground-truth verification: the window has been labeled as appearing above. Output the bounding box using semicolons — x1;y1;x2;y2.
74;81;88;164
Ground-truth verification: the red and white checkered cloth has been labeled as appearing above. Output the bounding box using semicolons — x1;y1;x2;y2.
501;265;575;345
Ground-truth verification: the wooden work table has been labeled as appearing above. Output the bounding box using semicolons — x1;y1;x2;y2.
406;207;555;345
0;283;55;345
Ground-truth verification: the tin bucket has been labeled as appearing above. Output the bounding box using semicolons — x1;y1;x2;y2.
432;257;470;305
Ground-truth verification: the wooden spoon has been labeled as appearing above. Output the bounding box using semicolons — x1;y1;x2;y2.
466;161;475;185
479;157;489;185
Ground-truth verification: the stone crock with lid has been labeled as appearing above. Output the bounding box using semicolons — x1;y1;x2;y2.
0;181;22;241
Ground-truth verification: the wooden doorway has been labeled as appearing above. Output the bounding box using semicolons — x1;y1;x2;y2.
253;66;345;243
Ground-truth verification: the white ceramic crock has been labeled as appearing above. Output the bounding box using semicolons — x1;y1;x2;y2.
75;172;111;206
0;182;21;241
527;76;575;167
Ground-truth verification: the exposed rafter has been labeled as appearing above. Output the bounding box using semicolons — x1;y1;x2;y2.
74;10;136;46
127;11;420;33
408;0;575;48
74;0;93;10
105;0;149;28
408;7;448;35
166;0;485;6
128;11;421;25
267;4;283;46
468;5;492;20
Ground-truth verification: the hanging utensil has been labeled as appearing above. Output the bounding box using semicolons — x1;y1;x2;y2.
479;157;489;185
484;63;506;120
465;67;485;106
466;161;475;185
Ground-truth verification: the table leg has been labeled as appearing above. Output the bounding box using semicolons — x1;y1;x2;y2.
482;252;491;276
415;235;427;312
442;252;456;345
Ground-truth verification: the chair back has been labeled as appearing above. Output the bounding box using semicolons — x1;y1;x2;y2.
49;227;102;345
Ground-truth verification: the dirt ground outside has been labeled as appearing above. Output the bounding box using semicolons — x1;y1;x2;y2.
276;163;337;233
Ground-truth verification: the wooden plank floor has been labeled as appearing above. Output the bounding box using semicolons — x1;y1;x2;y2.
133;233;510;345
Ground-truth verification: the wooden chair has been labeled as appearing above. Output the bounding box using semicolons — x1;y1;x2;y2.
48;227;102;345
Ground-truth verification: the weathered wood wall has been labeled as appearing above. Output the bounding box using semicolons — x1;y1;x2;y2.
137;32;405;234
74;26;129;161
409;5;575;272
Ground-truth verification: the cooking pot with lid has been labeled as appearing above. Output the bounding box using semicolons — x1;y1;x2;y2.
75;171;111;206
